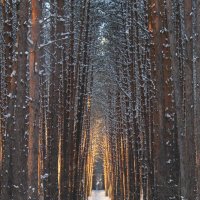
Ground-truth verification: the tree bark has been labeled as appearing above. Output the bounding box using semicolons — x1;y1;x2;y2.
1;1;14;199
12;1;29;199
27;1;41;199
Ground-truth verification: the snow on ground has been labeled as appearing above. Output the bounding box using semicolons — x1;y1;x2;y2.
88;190;110;200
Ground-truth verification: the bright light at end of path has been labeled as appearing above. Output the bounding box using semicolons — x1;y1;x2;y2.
88;190;110;200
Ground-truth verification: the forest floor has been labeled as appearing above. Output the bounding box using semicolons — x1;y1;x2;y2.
88;190;110;200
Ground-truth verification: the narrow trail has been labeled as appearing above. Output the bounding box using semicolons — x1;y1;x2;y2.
88;190;110;200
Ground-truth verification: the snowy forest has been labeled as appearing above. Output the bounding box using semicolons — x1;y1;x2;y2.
0;0;200;200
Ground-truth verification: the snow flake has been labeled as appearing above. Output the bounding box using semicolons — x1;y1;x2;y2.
41;173;49;179
59;17;65;21
28;37;33;45
166;159;172;164
26;96;33;101
11;70;16;77
4;113;11;118
13;185;19;189
165;113;171;118
166;141;170;145
39;70;44;75
168;179;173;183
7;93;12;98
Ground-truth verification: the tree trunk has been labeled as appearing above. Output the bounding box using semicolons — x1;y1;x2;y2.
181;0;196;199
27;1;41;199
194;0;200;197
12;1;29;199
1;1;14;199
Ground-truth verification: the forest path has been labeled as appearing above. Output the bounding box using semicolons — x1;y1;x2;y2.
88;190;110;200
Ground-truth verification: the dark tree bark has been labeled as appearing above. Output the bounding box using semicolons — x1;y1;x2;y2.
12;1;29;199
27;1;41;199
194;0;200;197
1;1;14;199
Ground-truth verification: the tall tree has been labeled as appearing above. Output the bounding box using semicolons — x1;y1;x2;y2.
12;1;29;199
194;0;200;198
27;0;41;199
1;0;14;198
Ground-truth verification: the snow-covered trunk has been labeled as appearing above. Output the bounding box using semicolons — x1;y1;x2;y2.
27;0;41;199
148;2;158;198
166;1;185;198
149;0;180;199
12;1;29;199
38;3;50;198
193;0;200;197
128;2;137;198
73;1;91;199
166;0;197;199
46;0;64;198
133;1;142;199
0;3;4;194
1;1;15;199
61;0;75;199
44;1;56;199
115;90;124;200
181;0;196;199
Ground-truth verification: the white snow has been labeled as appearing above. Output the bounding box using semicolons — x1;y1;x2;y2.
13;185;19;189
11;70;16;77
28;37;33;45
166;159;172;164
7;93;12;98
4;113;11;118
88;190;110;200
41;173;49;179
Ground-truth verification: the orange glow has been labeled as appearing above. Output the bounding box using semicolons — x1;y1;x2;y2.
87;96;91;109
0;128;2;171
58;134;61;195
148;22;153;32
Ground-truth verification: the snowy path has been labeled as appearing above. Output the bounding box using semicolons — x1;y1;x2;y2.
88;190;110;200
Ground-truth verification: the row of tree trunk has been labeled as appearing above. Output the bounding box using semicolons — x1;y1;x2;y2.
0;0;97;199
100;0;200;200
